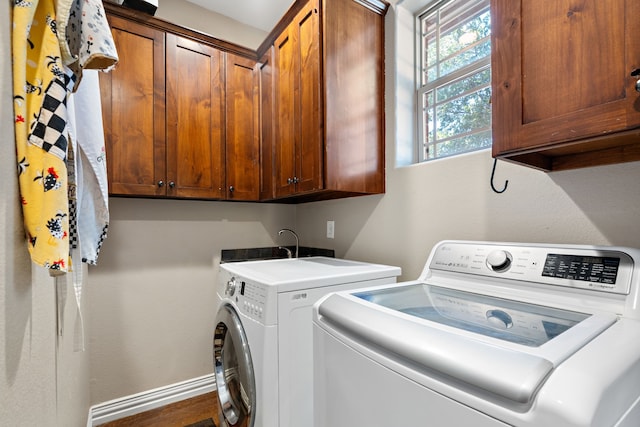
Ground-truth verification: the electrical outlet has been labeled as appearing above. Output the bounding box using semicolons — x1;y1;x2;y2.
326;220;335;239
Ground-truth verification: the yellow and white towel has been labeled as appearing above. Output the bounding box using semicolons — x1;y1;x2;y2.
13;0;76;274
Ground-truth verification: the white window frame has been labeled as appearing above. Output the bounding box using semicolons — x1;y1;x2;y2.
415;0;492;163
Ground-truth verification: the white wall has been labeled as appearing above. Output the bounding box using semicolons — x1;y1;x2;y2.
1;2;90;425
295;4;640;280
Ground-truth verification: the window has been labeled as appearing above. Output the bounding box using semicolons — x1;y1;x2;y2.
417;0;492;161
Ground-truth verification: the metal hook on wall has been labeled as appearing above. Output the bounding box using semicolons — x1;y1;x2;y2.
490;158;509;194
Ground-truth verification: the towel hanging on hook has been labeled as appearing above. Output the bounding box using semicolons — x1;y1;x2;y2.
490;158;509;194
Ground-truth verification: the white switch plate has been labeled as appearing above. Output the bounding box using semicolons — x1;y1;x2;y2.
327;220;335;239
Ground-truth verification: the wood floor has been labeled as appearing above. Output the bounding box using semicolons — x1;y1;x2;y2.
97;391;220;427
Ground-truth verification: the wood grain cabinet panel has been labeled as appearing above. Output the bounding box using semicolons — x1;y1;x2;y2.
274;21;300;198
166;34;225;199
100;16;166;197
269;0;387;201
491;0;640;171
225;54;260;201
259;48;275;200
274;0;323;199
323;0;386;194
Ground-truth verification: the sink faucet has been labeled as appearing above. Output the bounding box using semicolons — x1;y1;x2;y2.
278;246;293;258
278;228;299;258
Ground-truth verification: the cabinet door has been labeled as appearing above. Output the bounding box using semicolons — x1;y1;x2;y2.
492;0;640;170
225;53;260;201
274;24;298;198
100;16;166;196
274;0;323;198
166;34;225;199
323;0;386;194
259;48;275;200
295;1;323;194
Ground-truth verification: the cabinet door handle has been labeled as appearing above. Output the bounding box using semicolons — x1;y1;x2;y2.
229;185;235;193
157;180;164;187
169;181;175;188
293;177;299;184
287;178;292;184
631;68;640;92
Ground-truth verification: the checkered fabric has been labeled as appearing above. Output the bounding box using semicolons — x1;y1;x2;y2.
82;224;108;265
29;73;76;161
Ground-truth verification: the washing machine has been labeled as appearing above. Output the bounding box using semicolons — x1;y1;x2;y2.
213;256;401;427
313;240;640;427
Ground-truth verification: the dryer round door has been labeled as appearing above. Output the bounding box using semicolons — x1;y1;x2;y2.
213;303;256;427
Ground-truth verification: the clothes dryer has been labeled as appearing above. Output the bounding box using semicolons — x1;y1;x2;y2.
213;256;401;427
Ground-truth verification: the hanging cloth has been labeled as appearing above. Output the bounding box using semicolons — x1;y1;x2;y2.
59;0;117;264
13;0;76;274
68;70;110;265
57;0;119;85
58;0;117;351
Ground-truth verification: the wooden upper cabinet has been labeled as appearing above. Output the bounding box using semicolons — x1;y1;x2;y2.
225;53;260;201
101;0;386;203
166;34;225;199
491;0;640;171
100;16;166;197
274;26;297;198
323;0;386;194
270;0;387;201
274;0;323;198
295;2;323;194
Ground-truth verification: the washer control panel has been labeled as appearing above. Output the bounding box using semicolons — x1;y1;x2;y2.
428;242;634;295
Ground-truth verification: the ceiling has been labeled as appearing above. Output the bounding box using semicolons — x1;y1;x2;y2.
184;0;295;32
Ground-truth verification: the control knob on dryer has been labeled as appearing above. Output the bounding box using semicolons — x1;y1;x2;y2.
226;277;237;296
486;250;512;272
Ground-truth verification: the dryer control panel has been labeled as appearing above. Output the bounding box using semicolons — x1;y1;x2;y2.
426;242;635;295
231;276;267;320
218;269;272;324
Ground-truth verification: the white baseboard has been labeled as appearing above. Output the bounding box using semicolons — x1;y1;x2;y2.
88;374;216;426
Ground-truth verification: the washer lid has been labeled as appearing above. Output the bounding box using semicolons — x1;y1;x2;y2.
359;284;591;348
317;283;617;405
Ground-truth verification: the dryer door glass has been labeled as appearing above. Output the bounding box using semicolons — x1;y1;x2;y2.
214;304;255;427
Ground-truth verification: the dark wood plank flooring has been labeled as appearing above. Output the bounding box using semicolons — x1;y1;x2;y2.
97;391;220;427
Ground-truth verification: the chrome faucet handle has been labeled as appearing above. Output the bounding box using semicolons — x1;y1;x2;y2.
278;228;299;258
